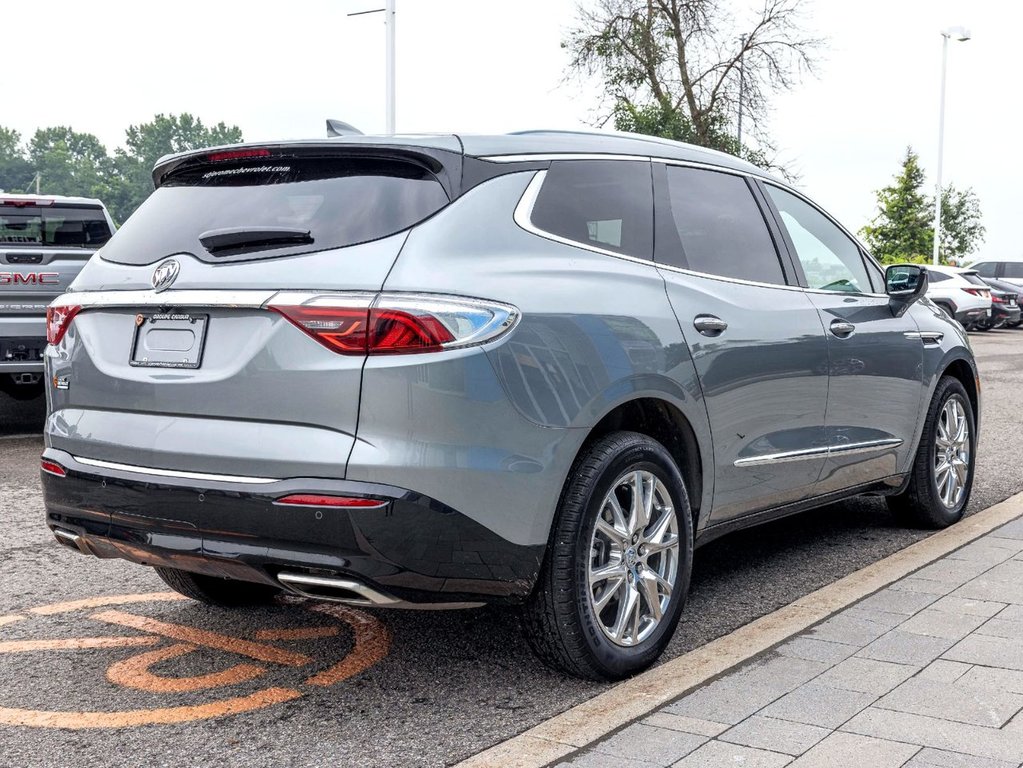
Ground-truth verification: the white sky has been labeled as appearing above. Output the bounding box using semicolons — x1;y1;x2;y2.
4;0;1018;261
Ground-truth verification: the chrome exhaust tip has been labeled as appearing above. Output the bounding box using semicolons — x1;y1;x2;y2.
52;528;94;556
276;572;484;610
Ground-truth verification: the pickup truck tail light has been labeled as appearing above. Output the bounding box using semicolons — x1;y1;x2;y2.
46;305;81;345
268;293;518;355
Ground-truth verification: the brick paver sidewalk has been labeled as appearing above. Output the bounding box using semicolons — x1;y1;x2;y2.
555;518;1023;768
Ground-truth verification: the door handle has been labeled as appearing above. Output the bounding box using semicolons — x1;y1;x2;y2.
693;315;728;336
829;320;855;337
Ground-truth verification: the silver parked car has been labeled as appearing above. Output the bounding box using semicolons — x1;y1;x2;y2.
42;131;979;680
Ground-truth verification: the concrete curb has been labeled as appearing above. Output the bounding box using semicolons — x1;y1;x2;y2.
456;492;1023;768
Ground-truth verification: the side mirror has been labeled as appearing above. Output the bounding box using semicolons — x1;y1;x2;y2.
886;264;928;316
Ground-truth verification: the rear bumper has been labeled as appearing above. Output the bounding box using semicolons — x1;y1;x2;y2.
955;307;988;326
992;305;1021;325
41;448;543;605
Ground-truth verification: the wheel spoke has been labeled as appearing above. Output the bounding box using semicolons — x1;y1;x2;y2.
610;582;639;641
643;534;679;557
647;504;675;545
589;562;626;588
638;570;663;621
606;493;629;536
595;517;626;545
630;471;652;533
592;576;624;613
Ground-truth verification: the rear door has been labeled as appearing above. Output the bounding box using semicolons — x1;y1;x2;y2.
759;182;923;493
653;163;830;524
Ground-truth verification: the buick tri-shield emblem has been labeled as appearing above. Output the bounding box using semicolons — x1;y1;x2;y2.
151;259;180;293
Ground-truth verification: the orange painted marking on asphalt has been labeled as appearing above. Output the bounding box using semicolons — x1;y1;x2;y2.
303;603;391;687
254;626;340;641
105;643;266;693
0;615;26;628
29;592;186;616
89;610;313;667
0;687;304;729
0;636;160;654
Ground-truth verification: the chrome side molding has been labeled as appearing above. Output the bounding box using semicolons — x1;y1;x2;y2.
735;438;903;468
72;456;278;485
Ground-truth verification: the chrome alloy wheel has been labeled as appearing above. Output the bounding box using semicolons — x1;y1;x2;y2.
934;397;971;509
587;470;680;647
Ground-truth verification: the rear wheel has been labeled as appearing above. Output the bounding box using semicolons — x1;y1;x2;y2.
887;376;975;528
155;567;280;607
524;431;694;681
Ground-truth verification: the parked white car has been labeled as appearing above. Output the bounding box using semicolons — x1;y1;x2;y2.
963;254;1023;290
925;265;991;329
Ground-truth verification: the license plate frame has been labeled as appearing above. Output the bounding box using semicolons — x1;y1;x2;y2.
130;313;209;369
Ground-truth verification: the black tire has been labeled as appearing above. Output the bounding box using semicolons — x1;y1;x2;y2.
887;376;976;528
154;567;280;607
524;431;694;681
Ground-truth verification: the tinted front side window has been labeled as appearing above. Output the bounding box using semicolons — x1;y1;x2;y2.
531;160;653;260
101;156;449;265
765;185;870;293
662;166;785;284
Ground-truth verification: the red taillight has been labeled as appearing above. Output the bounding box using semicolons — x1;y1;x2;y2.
963;288;990;299
2;198;53;207
274;494;386;508
271;306;455;355
41;459;66;477
206;148;272;162
46;304;81;345
992;294;1005;304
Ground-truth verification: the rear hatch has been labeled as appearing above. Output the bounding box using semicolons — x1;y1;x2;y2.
46;142;459;479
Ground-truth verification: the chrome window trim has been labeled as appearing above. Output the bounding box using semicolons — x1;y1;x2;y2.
480;153;653;164
72;456;278;484
733;438;903;468
513;170;808;294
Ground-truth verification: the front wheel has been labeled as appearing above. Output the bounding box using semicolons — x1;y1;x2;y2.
155;567;280;607
524;431;694;681
887;376;976;528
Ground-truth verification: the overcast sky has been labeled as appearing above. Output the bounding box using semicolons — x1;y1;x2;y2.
5;0;1017;261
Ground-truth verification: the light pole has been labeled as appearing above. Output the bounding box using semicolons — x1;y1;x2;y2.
348;0;397;134
933;25;971;265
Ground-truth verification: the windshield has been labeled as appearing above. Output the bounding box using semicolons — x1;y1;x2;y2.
0;205;112;247
100;155;450;265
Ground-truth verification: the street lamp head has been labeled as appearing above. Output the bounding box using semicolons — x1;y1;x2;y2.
942;26;972;42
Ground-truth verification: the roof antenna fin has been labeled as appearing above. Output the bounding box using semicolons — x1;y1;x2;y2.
326;119;364;137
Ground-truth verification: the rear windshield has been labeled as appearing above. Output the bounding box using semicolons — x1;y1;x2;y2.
100;156;449;265
0;204;112;247
961;272;987;286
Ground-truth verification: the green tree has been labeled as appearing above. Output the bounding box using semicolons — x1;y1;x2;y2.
27;127;115;201
111;113;243;223
565;0;819;163
0;128;35;193
938;185;985;265
860;147;933;262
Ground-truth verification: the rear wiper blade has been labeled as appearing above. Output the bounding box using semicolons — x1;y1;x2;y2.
198;227;313;255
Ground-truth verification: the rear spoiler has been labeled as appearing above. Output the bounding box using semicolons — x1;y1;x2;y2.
151;138;466;199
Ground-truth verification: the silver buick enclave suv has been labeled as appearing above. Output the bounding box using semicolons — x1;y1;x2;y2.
41;131;979;680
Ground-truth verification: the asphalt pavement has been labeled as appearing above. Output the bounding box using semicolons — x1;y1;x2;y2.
0;330;1020;768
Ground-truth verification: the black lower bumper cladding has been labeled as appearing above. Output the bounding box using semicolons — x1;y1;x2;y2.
40;449;542;604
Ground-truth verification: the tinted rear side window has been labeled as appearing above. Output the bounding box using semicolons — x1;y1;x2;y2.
530;160;653;260
928;271;951;283
661;166;785;285
100;156;449;265
971;261;997;277
0;204;111;247
1005;263;1023;279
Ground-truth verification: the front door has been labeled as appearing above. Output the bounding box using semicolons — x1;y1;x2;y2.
654;164;830;524
760;183;924;493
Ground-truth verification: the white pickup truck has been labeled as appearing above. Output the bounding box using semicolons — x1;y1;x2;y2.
0;194;115;399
